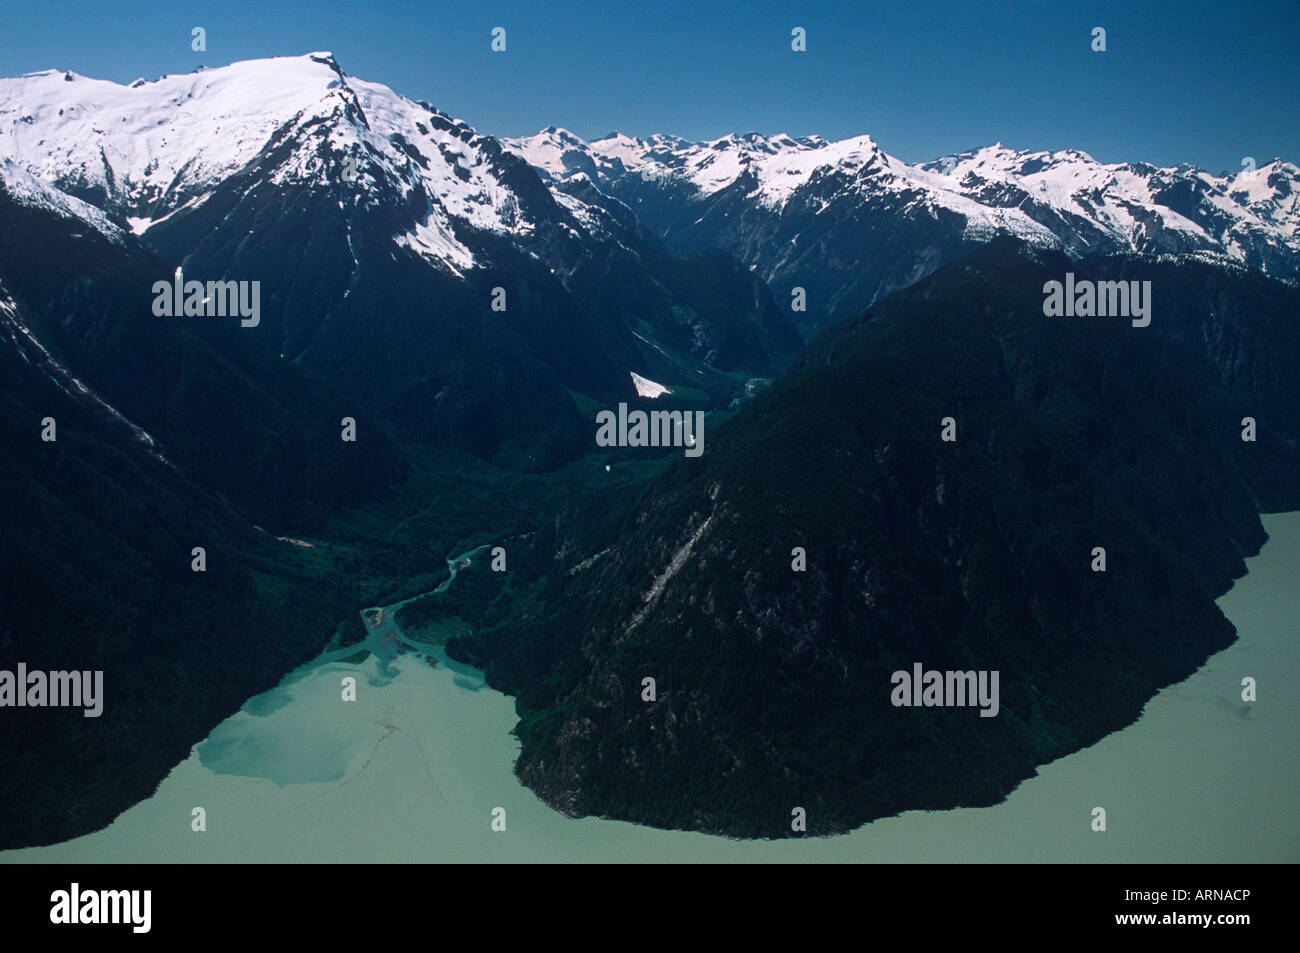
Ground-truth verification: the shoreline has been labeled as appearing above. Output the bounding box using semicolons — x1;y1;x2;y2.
3;513;1296;863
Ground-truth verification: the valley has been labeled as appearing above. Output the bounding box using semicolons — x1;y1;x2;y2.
0;50;1296;853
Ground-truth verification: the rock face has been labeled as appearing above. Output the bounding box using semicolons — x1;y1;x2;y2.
451;239;1300;838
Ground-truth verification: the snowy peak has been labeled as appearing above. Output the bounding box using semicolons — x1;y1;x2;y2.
507;126;882;207
1226;159;1299;220
0;53;570;273
506;125;604;182
0;53;361;212
928;144;1300;255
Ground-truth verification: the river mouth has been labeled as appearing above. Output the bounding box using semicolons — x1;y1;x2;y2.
198;547;494;788
197;666;387;786
4;516;1297;863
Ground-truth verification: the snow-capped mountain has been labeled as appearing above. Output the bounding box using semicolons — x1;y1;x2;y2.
506;127;1300;329
0;52;578;274
0;53;800;480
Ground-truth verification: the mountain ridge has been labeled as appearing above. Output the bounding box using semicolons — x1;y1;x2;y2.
506;126;1300;330
446;237;1300;837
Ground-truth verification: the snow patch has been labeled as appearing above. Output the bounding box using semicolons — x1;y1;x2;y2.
630;371;671;398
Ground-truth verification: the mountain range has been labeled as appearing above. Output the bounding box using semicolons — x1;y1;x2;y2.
506;126;1300;331
1;52;1297;847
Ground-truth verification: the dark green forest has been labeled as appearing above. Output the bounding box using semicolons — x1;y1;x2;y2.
3;206;1297;845
446;239;1300;837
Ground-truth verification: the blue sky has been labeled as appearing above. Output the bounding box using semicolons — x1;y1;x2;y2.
1;0;1295;172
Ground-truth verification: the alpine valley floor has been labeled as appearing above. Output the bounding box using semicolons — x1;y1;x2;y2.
5;512;1297;864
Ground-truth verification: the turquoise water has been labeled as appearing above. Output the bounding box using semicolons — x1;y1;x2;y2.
5;514;1297;863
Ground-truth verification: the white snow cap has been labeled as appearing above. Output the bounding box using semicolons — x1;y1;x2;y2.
0;52;553;273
